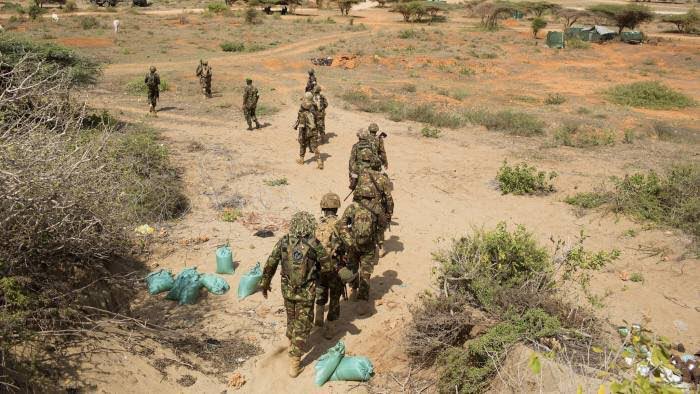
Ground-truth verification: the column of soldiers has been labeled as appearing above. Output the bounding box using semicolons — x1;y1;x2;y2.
142;64;394;378
260;122;393;378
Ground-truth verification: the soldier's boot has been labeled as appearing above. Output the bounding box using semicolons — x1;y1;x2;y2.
246;122;253;131
296;154;304;165
314;305;325;327
323;320;335;340
148;104;155;114
357;300;369;316
255;120;261;129
288;355;303;378
315;152;323;170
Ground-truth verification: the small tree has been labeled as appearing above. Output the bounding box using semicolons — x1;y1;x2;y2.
521;1;560;17
556;8;590;28
338;0;358;15
662;8;699;34
531;17;547;38
475;1;517;30
588;4;654;36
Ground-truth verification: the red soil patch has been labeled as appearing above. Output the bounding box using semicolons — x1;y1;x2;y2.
58;37;112;48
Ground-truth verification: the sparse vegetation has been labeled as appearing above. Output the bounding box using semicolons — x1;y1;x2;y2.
220;207;242;222
544;93;566;105
468;109;545;136
497;161;557;195
566;164;700;239
605;81;695;110
588;3;654;36
79;15;100;30
566;37;590;49
661;8;699;34
220;41;245;52
421;126;442;138
244;6;259;24
554;121;614;147
263;177;289;186
206;2;229;14
629;272;644;282
531;17;547;39
126;76;170;95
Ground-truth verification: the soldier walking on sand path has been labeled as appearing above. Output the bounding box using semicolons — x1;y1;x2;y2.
144;66;160;116
242;78;262;130
196;60;212;98
259;212;328;378
294;93;323;169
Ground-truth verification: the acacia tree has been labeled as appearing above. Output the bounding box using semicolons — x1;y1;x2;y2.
556;8;590;28
588;3;654;35
662;8;699;34
521;1;560;17
474;1;517;30
531;16;547;38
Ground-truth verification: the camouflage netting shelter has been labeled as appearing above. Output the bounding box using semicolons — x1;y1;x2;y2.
621;31;644;44
565;25;617;43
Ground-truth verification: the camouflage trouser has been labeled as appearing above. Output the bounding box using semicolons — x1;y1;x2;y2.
315;112;326;136
350;244;378;301
244;106;258;127
200;77;211;96
147;89;158;107
298;128;320;156
316;272;343;321
284;299;314;357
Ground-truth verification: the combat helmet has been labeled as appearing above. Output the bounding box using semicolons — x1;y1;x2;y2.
150;66;156;72
356;129;369;140
368;123;379;134
304;91;314;100
308;69;315;75
246;78;252;84
320;193;341;210
338;267;357;284
202;60;208;65
289;211;317;238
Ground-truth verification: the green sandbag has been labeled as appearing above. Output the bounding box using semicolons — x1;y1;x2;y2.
329;356;374;382
166;267;202;305
145;269;174;295
215;245;235;274
237;262;263;300
314;341;345;386
200;273;230;295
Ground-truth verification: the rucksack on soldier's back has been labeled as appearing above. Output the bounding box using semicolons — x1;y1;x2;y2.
351;206;375;247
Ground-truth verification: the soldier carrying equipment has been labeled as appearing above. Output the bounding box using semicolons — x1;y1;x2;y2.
305;69;317;93
294;95;323;169
242;78;261;130
196;60;212;98
348;129;381;189
144;66;160;116
260;212;328;378
312;85;328;142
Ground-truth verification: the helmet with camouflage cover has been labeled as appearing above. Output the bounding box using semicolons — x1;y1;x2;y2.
356;129;369;140
202;60;208;65
338;267;357;284
320;193;341;209
304;91;313;100
368;123;379;134
308;69;315;75
289;211;317;238
301;99;313;110
150;66;156;73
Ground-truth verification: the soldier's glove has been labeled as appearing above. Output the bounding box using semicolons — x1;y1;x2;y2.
261;284;272;299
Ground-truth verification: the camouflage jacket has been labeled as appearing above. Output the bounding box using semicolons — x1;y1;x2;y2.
144;71;160;91
369;134;388;168
305;75;317;92
348;139;381;176
315;215;346;272
261;234;327;302
296;108;316;136
243;85;259;109
354;169;394;218
313;93;328;114
196;64;212;80
337;202;377;250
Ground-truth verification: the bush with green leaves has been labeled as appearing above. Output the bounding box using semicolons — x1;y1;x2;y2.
544;93;565;105
244;6;259;23
554;121;614;147
79;15;100;30
421;126;442;138
126;76;170;95
206;2;229;13
605;81;695;110
220;41;246;52
531;17;547;38
467;109;545;136
496;161;557;195
587;3;654;36
662;8;699;34
566;164;699;239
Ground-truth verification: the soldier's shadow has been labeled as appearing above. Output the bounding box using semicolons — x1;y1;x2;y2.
301;269;403;367
158;106;180;112
383;235;404;255
323;132;337;142
303;152;332;164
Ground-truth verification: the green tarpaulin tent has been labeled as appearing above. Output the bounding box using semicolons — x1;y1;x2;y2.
546;31;565;49
621;31;644;44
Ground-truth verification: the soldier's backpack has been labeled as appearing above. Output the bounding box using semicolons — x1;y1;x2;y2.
351;205;376;247
281;236;317;288
315;218;339;272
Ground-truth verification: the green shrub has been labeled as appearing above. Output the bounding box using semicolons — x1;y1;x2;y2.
531;17;547;38
567;38;590;49
220;207;242;222
630;272;644;282
544;93;566;105
401;83;417;93
652;121;700;144
449;89;469;101
1;2;24;13
565;191;610;209
554;121;614;147
605;81;696;110
79;15;100;30
421;126;442;138
244;6;259;24
220;41;245;52
125;76;169;95
206;2;229;13
64;0;77;12
433;223;552;311
497;161;557;195
468;110;545;136
27;4;43;19
263;177;288;186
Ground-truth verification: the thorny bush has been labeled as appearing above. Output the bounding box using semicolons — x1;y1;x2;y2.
0;37;187;390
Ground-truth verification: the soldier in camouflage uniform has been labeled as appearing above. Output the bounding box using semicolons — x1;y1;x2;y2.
195;60;212;98
144;66;160;116
356;150;394;253
259;211;327;378
368;123;388;169
348;129;381;189
305;69;317;93
242;78;261;130
314;193;353;339
312;85;328;142
294;93;323;169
